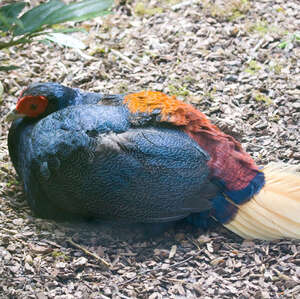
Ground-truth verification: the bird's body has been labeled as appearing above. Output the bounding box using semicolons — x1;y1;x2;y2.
7;83;300;239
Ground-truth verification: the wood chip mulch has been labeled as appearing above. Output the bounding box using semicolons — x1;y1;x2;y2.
0;0;299;298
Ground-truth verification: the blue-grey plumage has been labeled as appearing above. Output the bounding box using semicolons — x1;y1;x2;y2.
9;103;215;221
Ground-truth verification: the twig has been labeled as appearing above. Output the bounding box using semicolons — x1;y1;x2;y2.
161;277;188;284
246;39;265;63
110;48;137;66
67;237;111;269
73;49;96;61
0;36;31;50
118;254;195;286
273;268;293;281
252;39;265;53
186;236;201;250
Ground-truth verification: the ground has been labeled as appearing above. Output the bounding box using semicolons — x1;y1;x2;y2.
0;0;299;298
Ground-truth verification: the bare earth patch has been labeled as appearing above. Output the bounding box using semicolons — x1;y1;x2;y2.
0;0;299;298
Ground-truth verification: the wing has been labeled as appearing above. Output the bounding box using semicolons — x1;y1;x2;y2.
120;91;264;205
99;127;217;222
28;104;217;222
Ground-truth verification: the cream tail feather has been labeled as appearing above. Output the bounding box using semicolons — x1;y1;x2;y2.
224;163;300;240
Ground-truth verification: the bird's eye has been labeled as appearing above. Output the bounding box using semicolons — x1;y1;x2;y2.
30;103;38;110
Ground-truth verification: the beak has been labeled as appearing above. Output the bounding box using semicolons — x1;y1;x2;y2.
6;109;26;122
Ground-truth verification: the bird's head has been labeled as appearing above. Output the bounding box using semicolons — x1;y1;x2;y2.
6;82;78;121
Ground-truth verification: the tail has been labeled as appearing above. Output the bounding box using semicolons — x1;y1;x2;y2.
224;163;300;240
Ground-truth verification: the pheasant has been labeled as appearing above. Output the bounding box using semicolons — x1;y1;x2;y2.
7;82;300;240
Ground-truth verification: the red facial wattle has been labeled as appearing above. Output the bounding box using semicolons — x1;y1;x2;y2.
16;95;48;118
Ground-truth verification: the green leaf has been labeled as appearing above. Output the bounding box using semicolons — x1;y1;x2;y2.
278;41;288;49
0;65;20;71
52;27;87;34
0;81;3;102
0;13;10;31
43;0;113;25
0;2;26;19
14;0;65;36
13;0;112;36
0;2;26;31
45;32;86;49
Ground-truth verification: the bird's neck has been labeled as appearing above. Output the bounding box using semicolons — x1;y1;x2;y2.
75;90;104;106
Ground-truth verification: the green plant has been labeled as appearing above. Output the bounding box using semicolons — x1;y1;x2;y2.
269;61;283;74
253;91;272;105
168;84;190;97
0;0;113;52
247;20;285;37
202;0;250;21
278;32;300;50
0;81;3;102
134;2;163;16
202;86;216;100
51;250;70;261
245;60;261;75
249;21;270;34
